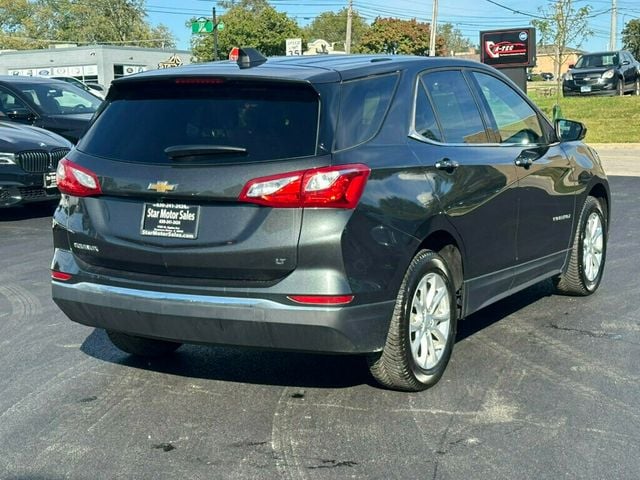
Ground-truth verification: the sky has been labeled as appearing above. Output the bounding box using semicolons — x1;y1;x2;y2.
145;0;640;53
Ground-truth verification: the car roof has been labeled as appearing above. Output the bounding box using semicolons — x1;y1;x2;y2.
114;54;488;85
0;75;67;85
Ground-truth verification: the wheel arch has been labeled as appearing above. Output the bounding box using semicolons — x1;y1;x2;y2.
588;181;610;229
415;229;464;305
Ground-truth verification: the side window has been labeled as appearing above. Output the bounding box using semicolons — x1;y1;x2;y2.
413;82;442;142
0;87;29;115
421;70;488;144
472;72;545;145
335;73;398;150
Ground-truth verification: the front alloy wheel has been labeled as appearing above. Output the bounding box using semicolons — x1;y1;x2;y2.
554;196;607;295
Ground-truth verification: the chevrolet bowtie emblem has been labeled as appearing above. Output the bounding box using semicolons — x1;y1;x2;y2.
147;181;177;193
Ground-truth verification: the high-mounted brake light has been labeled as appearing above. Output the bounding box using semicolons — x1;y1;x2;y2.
56;158;102;197
288;295;355;305
175;78;225;85
238;164;370;209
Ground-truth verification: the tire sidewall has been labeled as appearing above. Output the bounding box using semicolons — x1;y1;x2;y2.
577;199;606;293
400;253;457;386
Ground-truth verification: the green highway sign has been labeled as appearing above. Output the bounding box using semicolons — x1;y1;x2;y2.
217;22;225;31
191;19;214;34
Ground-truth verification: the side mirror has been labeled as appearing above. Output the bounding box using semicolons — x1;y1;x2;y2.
555;119;586;142
568;64;575;69
6;108;35;122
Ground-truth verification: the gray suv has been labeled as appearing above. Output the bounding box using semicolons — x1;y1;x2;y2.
52;50;609;391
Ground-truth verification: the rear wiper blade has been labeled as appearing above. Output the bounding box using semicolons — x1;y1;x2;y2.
164;144;247;159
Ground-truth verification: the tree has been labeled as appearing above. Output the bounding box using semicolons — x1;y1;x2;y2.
438;23;474;56
191;0;302;61
532;0;592;89
303;8;369;51
0;0;175;50
356;17;444;56
622;19;640;60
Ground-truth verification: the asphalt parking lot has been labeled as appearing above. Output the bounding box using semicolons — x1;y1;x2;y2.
1;148;639;480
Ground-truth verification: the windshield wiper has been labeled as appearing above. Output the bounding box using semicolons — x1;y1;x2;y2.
164;144;247;159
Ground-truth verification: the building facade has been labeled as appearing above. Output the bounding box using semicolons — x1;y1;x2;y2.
0;45;192;88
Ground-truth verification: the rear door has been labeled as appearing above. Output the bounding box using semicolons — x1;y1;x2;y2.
66;78;324;282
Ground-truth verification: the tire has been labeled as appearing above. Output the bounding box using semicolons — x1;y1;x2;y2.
554;196;607;296
107;330;182;357
635;78;640;96
368;250;458;392
617;79;624;96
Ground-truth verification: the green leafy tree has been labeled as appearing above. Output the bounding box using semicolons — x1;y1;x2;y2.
532;0;592;94
0;0;175;50
356;17;444;56
622;19;640;60
303;8;369;51
191;0;301;61
0;0;45;49
438;23;474;56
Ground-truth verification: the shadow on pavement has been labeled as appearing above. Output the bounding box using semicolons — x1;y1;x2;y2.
79;279;555;390
0;202;57;222
81;328;375;389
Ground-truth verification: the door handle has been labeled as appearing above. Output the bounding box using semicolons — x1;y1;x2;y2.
514;157;533;168
435;158;459;172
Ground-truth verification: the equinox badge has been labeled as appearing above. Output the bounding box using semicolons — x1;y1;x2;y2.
148;181;177;193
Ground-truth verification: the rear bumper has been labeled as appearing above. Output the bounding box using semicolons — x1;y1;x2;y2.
52;281;395;354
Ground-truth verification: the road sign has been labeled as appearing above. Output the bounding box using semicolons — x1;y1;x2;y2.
217;22;225;31
191;19;214;34
286;38;302;56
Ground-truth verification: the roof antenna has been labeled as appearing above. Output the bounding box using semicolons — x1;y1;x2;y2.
229;47;267;69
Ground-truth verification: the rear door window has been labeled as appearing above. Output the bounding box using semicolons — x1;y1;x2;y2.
78;80;320;164
421;71;489;144
334;73;398;150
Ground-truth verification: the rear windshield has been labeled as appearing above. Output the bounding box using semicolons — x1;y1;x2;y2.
78;80;320;164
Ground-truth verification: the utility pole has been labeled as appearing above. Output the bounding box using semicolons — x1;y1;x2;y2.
609;0;617;50
213;6;219;60
429;0;438;56
345;0;353;54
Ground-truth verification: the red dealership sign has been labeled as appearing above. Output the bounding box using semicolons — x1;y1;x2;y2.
480;28;536;68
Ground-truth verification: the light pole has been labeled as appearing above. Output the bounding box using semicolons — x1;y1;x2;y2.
429;0;438;56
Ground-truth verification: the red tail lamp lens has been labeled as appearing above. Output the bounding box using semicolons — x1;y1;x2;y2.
288;295;355;305
239;164;370;209
56;159;102;197
51;271;72;281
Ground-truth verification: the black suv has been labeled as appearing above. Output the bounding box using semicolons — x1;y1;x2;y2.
51;50;610;391
0;76;102;142
563;50;640;96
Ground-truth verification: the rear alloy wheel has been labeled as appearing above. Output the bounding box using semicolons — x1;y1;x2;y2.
368;250;457;391
107;330;182;357
554;196;606;295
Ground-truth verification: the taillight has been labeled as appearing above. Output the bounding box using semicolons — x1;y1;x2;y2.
56;158;102;197
238;164;370;208
288;295;354;305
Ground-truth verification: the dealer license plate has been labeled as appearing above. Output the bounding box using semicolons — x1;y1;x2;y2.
44;172;57;190
141;202;200;239
580;86;591;93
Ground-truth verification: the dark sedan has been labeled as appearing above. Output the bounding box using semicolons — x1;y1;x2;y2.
0;76;102;143
563;50;640;96
0;121;72;208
